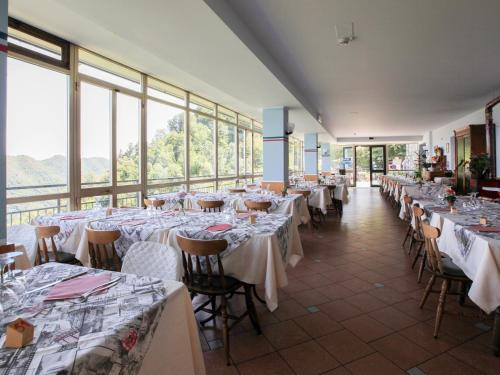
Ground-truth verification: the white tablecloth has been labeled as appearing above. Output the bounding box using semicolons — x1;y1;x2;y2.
333;184;349;204
308;186;333;214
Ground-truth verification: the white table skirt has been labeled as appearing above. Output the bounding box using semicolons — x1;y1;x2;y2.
333;184;349;204
309;186;333;214
140;280;206;375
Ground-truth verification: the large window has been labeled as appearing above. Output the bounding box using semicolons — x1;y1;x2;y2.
189;113;215;179
387;144;419;174
147;100;185;184
6;19;264;225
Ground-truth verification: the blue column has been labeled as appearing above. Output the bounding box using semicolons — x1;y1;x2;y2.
0;0;7;241
321;143;331;173
304;133;318;180
263;107;288;192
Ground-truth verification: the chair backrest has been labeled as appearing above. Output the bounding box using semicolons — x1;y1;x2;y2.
86;228;122;271
121;242;181;281
421;223;444;274
412;206;425;239
198;200;224;212
244;200;271;212
0;243;16;271
36;225;61;265
403;196;413;221
176;234;228;288
144;198;165;210
228;188;246;193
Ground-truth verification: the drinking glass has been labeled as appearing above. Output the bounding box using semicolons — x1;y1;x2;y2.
0;253;22;312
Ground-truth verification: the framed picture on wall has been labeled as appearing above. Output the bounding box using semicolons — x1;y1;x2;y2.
446;143;450;153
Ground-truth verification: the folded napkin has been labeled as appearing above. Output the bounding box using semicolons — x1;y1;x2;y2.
467;225;500;232
45;273;112;300
119;219;146;226
59;215;86;220
207;224;232;232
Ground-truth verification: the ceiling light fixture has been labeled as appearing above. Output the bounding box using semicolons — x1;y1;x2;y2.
335;22;356;46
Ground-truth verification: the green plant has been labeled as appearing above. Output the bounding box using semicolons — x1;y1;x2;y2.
468;153;490;179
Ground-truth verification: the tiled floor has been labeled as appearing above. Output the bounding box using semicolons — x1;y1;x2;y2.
200;188;497;375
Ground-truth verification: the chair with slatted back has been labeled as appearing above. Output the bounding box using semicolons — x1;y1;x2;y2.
35;226;77;265
86;228;122;271
228;188;246;194
244;200;272;213
410;206;426;281
198;200;224;212
144;198;165;210
0;243;17;272
176;234;261;366
401;196;414;248
419;223;471;338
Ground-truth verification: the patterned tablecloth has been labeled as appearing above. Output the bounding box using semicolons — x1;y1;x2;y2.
0;263;205;375
398;192;500;314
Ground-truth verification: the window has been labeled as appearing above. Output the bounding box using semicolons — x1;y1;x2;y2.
218;122;236;177
218;106;237;124
189;94;215;116
81;195;111;210
7;199;69;227
387;144;418;174
147;100;185;184
253;132;263;174
116;93;141;186
78;49;142;92
189;113;215;179
147;77;186;106
238;129;251;176
6;57;69;198
80;82;112;188
238;115;252;129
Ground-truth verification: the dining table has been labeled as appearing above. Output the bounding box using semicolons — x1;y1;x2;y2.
399;191;500;356
0;262;205;374
32;207;303;312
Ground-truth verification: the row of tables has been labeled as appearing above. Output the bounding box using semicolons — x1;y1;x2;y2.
1;184;342;374
382;175;500;356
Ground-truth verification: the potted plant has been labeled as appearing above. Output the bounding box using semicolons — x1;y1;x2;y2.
468;153;490;179
443;187;457;208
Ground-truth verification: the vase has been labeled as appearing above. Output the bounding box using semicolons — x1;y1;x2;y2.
447;201;455;209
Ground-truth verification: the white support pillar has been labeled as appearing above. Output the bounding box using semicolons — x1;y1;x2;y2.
0;0;7;241
321;143;331;174
304;133;318;181
262;107;289;192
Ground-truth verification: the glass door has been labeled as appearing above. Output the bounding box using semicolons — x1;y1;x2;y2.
355;146;370;187
370;145;386;187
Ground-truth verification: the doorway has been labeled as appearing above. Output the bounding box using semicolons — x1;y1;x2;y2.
355;145;386;187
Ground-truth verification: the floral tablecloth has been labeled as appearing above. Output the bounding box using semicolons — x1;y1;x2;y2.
0;263;205;375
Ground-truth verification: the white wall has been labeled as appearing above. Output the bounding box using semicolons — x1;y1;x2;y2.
428;108;485;170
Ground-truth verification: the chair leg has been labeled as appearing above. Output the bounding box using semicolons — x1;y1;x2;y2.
252;284;266;305
211;296;217;326
411;242;424;269
244;284;262;334
458;281;467;306
220;295;230;366
402;224;412;247
420;274;436;308
417;251;427;283
408;233;415;255
434;278;449;338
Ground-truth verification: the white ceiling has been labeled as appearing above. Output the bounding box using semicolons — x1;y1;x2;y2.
215;0;500;139
8;0;331;141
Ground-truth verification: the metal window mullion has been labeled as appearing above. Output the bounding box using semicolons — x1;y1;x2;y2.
215;105;219;190
185;93;190;191
111;90;117;207
140;74;148;202
69;44;79;211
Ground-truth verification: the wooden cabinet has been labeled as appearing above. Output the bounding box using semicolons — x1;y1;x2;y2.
454;125;486;194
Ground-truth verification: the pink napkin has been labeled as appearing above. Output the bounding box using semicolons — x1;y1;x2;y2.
467;225;500;232
430;207;450;212
45;273;112;300
207;224;232;232
119;219;146;226
161;211;176;217
237;213;251;219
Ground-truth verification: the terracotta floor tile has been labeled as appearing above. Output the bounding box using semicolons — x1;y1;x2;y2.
355;269;388;283
322;367;353;375
399;322;460;353
203;348;239;375
346;353;405;375
293;311;343;338
339;277;376;293
392;299;436;321
369;306;418;330
228;331;275;364
272;299;309;321
291;289;331;307
263;320;310;349
424;314;485;342
448;339;500;375
317;329;375;364
342;314;394;342
418;353;484;375
279;340;340;375
344;292;388;312
315;284;355;300
367;286;409;305
299;273;333;288
371;333;434;369
319;299;364;321
237;353;294;375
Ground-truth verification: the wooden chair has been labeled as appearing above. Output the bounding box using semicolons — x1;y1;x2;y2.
35;226;77;265
401;196;414;248
144;198;165;210
228;188;246;194
86;228;122;271
198;200;224;212
410;206;426;281
0;243;17;272
176;235;261;366
244;200;271;213
419;223;471;338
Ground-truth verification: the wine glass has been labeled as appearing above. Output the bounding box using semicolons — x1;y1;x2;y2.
0;253;22;312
